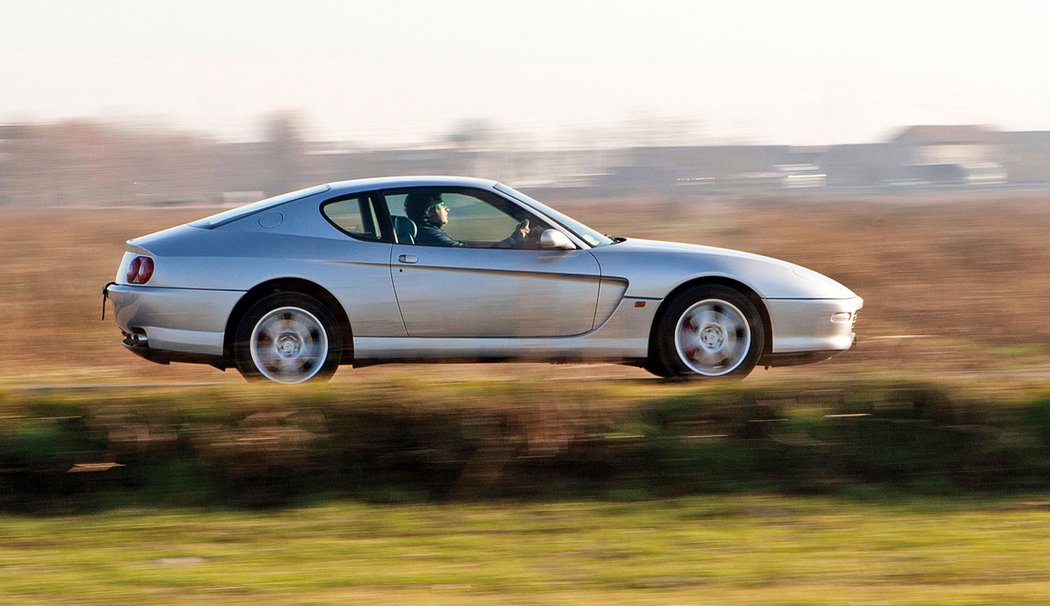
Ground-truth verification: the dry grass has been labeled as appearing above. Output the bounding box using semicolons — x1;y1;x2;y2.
5;191;1050;385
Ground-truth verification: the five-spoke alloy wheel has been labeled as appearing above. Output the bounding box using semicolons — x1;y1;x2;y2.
653;285;765;379
234;293;342;384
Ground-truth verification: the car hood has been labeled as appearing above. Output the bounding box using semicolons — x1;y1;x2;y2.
591;238;859;300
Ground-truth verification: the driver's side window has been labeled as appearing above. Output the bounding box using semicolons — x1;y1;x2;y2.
385;188;548;248
441;192;520;243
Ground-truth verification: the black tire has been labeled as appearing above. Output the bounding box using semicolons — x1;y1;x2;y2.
233;292;342;384
642;357;675;378
652;285;765;379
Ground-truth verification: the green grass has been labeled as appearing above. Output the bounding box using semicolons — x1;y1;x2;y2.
3;378;1050;603
1;496;1049;605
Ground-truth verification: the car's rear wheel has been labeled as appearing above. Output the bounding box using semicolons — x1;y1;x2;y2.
653;285;764;379
233;292;341;384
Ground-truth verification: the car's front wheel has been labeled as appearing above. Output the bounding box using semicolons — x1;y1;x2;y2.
653;285;765;379
233;292;342;384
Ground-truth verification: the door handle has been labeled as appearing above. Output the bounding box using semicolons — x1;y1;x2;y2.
398;254;418;264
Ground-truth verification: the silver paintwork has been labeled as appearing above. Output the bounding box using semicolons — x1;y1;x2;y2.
106;283;239;355
104;176;863;380
391;244;601;337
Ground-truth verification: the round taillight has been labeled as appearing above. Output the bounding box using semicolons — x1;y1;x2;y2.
126;257;141;283
126;256;154;284
137;257;154;284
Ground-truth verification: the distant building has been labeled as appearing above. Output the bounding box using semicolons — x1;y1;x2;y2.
888;125;1006;185
998;131;1050;182
891;125;999;165
823;143;909;187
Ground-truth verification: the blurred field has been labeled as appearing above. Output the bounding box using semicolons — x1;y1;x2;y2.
5;194;1050;604
4;191;1050;385
2;496;1050;605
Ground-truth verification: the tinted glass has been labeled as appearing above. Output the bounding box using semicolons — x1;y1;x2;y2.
494;183;613;247
385;187;550;249
322;195;382;241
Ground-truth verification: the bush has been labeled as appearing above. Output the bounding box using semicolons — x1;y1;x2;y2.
2;381;1050;508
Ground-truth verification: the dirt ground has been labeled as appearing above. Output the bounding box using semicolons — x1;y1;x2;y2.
5;190;1049;385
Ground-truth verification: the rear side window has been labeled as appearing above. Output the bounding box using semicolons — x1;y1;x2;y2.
322;195;383;241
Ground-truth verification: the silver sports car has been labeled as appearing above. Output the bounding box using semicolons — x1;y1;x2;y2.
103;176;862;384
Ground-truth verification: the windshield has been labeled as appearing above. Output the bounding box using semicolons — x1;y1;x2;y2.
190;184;331;229
494;183;614;247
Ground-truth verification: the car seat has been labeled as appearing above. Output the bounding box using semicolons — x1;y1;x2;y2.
393;215;417;245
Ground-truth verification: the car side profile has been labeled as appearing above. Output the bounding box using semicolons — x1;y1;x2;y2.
103;176;862;383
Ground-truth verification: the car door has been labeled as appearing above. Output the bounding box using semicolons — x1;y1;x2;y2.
318;193;406;337
384;187;602;338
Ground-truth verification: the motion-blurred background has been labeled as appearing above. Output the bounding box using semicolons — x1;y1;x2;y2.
4;0;1050;205
5;1;1050;382
4;4;1050;604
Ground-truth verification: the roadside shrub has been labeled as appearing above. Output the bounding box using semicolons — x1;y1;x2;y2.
2;381;1050;508
1021;393;1050;446
0;405;107;504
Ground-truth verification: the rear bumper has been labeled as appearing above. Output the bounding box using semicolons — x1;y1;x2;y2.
121;331;226;367
105;284;242;357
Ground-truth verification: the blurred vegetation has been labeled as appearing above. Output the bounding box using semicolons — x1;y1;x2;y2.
2;379;1049;511
11;195;1050;383
3;495;1050;605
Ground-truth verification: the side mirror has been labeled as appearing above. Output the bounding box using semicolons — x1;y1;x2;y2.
540;229;576;250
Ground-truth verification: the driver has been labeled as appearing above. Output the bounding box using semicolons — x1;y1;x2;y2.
404;190;529;248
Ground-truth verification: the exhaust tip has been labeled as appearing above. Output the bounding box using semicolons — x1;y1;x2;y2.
122;330;149;348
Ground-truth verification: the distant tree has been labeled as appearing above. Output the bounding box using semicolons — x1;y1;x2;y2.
444;119;499;176
261;111;307;196
0;118;227;207
447;119;496;150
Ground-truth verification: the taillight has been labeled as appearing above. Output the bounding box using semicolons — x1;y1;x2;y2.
126;256;154;284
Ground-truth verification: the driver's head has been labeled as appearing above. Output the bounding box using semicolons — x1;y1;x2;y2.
404;191;447;226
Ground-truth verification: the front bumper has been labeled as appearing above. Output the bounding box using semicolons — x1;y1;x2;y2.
765;296;863;354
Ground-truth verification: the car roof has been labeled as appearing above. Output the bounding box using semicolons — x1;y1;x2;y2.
325;175;499;196
191;176;504;230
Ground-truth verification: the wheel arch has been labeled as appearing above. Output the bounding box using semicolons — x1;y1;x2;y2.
647;277;772;361
223;278;354;365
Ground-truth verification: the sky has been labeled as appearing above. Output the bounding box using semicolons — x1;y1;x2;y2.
2;0;1050;147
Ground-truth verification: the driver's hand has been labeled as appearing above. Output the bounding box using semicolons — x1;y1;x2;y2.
511;219;530;244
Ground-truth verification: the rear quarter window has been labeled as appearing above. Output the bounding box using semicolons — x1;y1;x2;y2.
322;195;383;241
